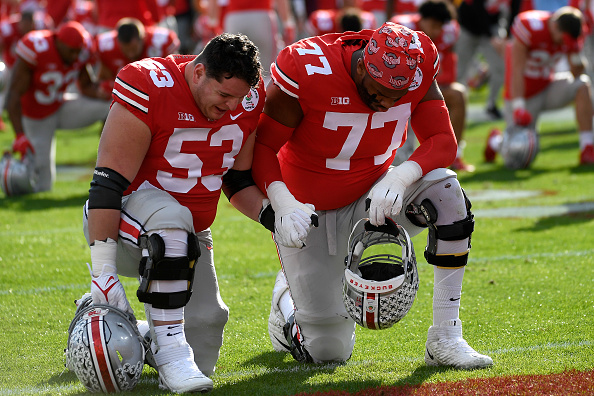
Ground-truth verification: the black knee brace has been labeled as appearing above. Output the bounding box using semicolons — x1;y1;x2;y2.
405;190;474;267
137;232;201;309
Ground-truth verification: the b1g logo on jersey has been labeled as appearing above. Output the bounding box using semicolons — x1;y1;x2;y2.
242;88;259;111
178;112;195;121
331;97;350;105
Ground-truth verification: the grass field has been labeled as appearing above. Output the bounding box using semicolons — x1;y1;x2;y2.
0;96;593;395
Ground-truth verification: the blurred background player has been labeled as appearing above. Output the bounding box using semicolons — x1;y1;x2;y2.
95;17;180;94
485;5;594;166
306;0;377;35
455;0;509;120
0;7;53;130
6;21;111;193
206;0;296;84
392;0;474;172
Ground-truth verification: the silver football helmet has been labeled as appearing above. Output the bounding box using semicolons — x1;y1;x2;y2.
65;295;146;393
500;125;539;170
0;150;37;196
343;219;419;330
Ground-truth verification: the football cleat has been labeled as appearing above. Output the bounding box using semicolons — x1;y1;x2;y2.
269;270;290;352
158;357;213;394
450;157;476;173
580;144;594;165
484;129;501;163
153;334;214;393
425;319;493;370
485;105;503;120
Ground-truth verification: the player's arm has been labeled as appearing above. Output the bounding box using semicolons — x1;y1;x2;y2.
509;36;528;102
224;131;270;223
252;82;317;247
509;36;533;125
407;80;457;173
5;57;31;138
252;82;303;190
568;51;586;77
77;63;112;100
87;102;151;243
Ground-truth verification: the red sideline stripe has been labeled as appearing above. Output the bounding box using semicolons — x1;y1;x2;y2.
90;317;117;393
365;294;377;330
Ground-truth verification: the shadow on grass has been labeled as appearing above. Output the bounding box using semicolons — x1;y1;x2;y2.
0;193;88;211
207;351;454;396
515;210;594;232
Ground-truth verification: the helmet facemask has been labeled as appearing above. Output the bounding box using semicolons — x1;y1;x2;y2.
343;219;419;330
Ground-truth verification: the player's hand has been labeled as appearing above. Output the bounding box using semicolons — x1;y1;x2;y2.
267;181;318;248
12;132;34;157
366;161;423;226
90;264;133;314
513;108;532;126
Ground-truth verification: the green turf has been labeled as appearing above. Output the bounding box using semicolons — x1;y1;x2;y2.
0;104;593;395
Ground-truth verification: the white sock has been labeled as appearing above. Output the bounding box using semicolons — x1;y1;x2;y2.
433;266;465;326
579;131;593;149
279;290;295;322
456;140;466;159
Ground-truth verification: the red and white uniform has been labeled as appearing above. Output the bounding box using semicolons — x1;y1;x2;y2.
95;0;159;30
68;0;98;37
113;55;265;232
0;11;53;67
390;0;424;15
96;26;180;79
307;8;377;35
504;10;582;99
390;13;459;85
15;29;93;118
256;30;440;210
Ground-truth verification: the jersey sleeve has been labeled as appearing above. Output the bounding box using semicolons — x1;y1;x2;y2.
269;44;303;99
511;13;537;47
15;32;42;66
112;63;154;130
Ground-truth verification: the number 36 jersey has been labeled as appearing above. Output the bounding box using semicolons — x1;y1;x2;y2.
265;30;439;210
113;55;265;232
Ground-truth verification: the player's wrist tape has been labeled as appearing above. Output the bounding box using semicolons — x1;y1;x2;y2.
386;161;423;189
512;98;526;111
88;167;130;210
90;238;118;277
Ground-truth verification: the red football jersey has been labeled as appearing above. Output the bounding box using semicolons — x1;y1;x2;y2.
256;30;441;210
97;26;180;79
15;29;93;118
113;55;265;232
390;13;459;85
307;9;377;36
504;10;582;99
226;0;271;12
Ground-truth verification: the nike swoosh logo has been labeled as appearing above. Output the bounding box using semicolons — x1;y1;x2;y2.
230;112;243;120
426;347;434;360
449;297;461;301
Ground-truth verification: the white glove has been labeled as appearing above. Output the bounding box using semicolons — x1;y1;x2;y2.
267;181;318;248
89;238;133;314
366;161;423;226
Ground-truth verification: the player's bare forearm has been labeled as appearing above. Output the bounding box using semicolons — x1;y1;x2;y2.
229;185;267;222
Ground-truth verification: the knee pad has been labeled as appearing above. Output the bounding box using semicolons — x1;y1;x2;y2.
405;189;474;267
137;232;201;309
